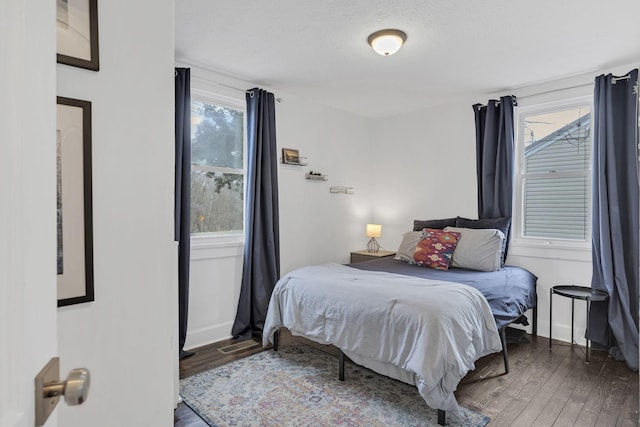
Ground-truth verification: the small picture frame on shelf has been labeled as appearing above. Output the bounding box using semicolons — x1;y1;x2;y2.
282;148;300;165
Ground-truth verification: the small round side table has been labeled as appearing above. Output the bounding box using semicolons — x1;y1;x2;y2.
549;285;609;363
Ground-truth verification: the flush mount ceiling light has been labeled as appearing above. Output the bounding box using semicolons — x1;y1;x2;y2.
367;29;407;56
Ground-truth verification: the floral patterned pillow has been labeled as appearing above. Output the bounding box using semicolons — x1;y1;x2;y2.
413;228;461;270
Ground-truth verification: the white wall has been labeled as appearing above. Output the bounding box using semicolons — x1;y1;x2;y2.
183;67;374;349
369;98;480;249
276;94;375;272
56;1;177;426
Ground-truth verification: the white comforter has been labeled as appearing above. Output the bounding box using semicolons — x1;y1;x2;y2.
262;263;502;415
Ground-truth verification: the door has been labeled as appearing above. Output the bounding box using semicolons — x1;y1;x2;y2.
0;1;59;426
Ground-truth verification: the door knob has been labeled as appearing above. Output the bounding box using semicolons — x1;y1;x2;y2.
44;367;91;405
35;358;91;426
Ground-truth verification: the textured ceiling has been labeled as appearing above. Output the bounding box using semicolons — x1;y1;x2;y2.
176;0;640;117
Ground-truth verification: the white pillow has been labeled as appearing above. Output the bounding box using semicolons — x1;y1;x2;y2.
394;231;424;264
444;226;505;272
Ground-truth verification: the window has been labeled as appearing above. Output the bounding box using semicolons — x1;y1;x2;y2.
190;97;245;235
514;97;592;245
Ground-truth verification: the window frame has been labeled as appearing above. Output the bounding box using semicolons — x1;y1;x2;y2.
189;88;247;242
512;95;593;253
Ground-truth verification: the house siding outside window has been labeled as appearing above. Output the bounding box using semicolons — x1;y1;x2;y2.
514;97;592;247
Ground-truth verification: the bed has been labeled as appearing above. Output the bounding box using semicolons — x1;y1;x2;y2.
262;221;538;424
351;257;538;334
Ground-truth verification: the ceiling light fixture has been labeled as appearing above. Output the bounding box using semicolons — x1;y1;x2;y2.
367;29;407;56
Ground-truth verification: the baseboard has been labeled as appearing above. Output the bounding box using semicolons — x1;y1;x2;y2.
184;321;234;350
532;321;588;346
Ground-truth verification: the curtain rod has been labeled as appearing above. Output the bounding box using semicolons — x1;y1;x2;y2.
517;71;633;98
515;82;594;100
183;73;282;103
477;78;598;105
218;82;252;94
474;95;517;109
218;83;282;103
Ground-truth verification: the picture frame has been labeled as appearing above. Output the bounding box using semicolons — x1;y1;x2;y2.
282;148;300;165
56;96;94;307
56;0;100;71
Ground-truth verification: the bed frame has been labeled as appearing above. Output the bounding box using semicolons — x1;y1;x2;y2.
271;328;506;425
271;297;537;426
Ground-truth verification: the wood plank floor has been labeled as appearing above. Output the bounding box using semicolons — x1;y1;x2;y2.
176;330;638;426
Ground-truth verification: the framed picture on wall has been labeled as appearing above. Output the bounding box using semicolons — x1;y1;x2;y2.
56;0;100;71
57;96;95;307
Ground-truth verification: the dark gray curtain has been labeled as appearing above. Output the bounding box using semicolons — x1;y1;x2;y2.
587;69;639;370
232;88;280;340
473;96;517;252
175;68;193;358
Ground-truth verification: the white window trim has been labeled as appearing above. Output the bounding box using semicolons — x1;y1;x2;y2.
191;232;244;248
190;89;247;246
512;95;593;258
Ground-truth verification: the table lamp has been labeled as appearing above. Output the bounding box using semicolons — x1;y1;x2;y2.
366;224;382;253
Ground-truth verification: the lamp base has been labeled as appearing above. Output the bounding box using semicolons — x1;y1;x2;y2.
367;238;380;253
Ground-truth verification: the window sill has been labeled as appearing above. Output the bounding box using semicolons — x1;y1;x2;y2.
508;240;591;262
190;233;244;249
189;234;245;261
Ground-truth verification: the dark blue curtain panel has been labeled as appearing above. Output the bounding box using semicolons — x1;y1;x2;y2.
175;68;193;359
232;88;280;340
588;69;639;370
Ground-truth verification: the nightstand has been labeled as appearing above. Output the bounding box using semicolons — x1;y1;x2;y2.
350;250;396;264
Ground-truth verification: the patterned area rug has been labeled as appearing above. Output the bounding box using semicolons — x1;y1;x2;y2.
180;343;490;427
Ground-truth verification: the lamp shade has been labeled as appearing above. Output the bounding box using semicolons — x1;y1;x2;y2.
367;29;407;56
366;224;382;238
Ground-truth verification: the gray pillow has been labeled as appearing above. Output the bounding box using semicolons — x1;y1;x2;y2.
413;217;457;231
444;226;505;272
394;231;424;264
455;216;511;264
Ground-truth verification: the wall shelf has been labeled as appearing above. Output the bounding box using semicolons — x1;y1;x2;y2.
305;172;328;181
330;186;354;194
280;157;308;166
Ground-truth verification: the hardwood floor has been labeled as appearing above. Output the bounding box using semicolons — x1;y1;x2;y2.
176;330;639;426
174;401;208;427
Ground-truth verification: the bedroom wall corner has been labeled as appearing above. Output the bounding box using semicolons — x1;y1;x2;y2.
505;252;592;345
368;100;479;250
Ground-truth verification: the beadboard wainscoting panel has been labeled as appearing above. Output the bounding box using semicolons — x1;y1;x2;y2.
186;241;244;349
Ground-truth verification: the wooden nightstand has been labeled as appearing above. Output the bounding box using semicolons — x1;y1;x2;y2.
350;250;396;264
